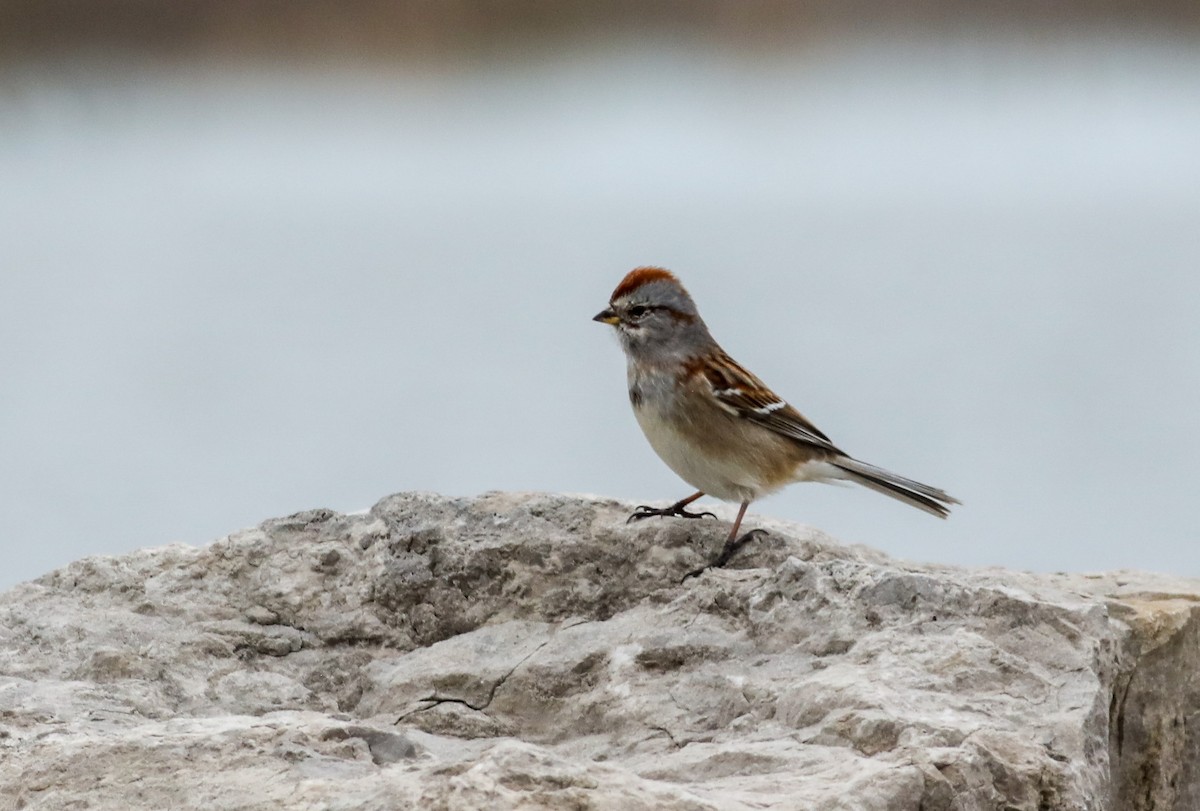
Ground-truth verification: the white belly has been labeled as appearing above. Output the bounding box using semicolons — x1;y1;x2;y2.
631;391;847;503
633;404;766;502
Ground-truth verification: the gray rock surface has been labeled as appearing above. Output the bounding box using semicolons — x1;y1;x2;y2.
1;491;1198;810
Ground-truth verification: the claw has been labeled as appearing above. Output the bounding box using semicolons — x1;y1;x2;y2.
626;505;660;523
626;501;717;524
682;529;770;582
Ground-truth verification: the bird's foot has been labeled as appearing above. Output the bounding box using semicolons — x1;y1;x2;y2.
681;529;769;582
626;501;717;524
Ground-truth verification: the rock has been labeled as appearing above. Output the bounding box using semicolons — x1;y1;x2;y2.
0;491;1198;809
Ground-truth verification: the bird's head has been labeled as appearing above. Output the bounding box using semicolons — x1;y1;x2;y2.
593;267;712;359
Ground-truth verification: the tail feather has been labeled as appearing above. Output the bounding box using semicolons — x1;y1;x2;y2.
831;458;960;519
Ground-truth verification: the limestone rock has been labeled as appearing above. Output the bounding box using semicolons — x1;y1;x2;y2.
1;491;1197;809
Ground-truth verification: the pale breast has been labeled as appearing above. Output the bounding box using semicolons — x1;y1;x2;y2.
630;380;803;503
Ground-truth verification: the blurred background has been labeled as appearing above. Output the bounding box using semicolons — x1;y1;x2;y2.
2;2;1198;589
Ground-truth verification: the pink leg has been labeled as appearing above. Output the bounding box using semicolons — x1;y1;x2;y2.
725;500;751;542
683;500;768;580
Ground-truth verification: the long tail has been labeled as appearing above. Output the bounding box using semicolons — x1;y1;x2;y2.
831;457;961;519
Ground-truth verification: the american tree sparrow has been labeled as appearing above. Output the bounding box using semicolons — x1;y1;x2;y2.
594;267;959;572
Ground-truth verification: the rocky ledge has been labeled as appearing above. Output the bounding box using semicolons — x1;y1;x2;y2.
1;492;1198;810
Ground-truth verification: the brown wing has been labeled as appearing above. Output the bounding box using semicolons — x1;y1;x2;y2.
690;350;844;454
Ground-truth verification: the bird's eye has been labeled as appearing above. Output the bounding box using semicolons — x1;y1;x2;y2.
628;305;649;318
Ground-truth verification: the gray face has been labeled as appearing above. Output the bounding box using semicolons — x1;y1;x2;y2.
595;278;715;361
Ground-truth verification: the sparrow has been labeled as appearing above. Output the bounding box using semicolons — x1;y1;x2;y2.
594;266;959;572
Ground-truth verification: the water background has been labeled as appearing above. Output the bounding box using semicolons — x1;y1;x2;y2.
3;30;1198;588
